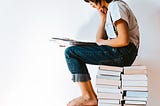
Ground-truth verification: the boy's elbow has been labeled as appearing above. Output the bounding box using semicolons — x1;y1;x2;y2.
121;40;129;47
118;36;129;47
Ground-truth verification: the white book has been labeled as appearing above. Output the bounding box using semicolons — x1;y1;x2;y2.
99;65;123;72
125;91;148;98
96;78;121;86
124;96;148;101
124;69;147;75
124;100;147;105
97;93;122;99
98;98;120;104
96;84;120;89
124;65;147;70
98;70;121;76
51;37;97;46
98;103;121;106
122;86;148;91
97;87;121;94
96;74;121;80
122;80;148;86
124;105;146;106
122;75;147;81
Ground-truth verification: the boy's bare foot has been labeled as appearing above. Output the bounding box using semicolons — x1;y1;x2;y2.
67;96;98;106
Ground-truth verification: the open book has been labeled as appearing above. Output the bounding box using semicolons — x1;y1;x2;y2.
51;37;97;46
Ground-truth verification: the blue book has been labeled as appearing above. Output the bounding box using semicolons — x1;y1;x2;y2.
125;91;148;98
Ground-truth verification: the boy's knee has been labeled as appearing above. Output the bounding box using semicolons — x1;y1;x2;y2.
64;46;75;57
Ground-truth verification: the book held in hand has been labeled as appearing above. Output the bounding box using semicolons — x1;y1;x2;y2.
51;37;97;46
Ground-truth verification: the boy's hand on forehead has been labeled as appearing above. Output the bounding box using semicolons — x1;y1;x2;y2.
99;6;107;14
99;6;107;20
102;6;108;14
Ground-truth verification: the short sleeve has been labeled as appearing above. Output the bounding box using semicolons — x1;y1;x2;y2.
109;2;129;25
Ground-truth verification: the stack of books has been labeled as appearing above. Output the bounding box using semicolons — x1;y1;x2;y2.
122;65;148;106
96;65;123;106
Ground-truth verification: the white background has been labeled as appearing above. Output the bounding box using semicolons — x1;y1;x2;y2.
0;0;160;106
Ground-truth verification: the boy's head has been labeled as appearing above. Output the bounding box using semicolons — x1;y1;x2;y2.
84;0;113;4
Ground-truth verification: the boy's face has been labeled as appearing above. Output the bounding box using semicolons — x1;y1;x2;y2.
89;1;107;14
89;1;101;10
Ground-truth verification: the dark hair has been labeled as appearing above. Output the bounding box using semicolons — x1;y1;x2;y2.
84;0;113;4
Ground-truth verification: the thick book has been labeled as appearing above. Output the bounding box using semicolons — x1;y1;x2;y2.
122;86;148;91
96;78;121;86
124;91;148;98
99;65;123;72
123;96;148;101
124;65;147;70
98;98;120;104
97;92;122;99
96;84;120;89
123;105;146;106
124;100;147;105
51;37;97;46
96;74;121;80
122;80;148;87
124;69;147;75
122;75;148;81
98;103;121;106
97;87;121;94
97;70;121;76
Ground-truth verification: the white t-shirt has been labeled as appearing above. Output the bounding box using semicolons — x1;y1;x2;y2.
106;0;140;48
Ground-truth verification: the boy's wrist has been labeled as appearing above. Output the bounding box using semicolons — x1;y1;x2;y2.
96;39;104;46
